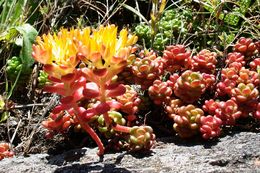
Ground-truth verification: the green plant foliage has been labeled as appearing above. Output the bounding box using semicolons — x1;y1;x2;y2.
38;70;50;88
203;0;252;26
134;8;192;50
6;24;37;84
0;0;28;42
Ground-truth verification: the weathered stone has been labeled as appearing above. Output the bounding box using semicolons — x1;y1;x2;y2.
0;132;259;173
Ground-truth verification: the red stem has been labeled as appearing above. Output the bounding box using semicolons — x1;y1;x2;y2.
113;124;131;133
80;122;105;155
73;104;105;155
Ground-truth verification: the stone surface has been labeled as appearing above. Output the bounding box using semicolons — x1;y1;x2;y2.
0;132;259;173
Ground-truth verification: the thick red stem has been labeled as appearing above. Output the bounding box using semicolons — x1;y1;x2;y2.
80;122;105;155
73;104;105;155
113;124;131;133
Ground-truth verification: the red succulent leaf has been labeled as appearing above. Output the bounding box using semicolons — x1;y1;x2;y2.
83;82;100;99
43;64;55;72
61;73;76;82
93;68;108;77
95;102;111;114
106;84;126;97
60;96;74;104
78;107;97;121
48;76;62;82
44;83;66;95
107;100;122;109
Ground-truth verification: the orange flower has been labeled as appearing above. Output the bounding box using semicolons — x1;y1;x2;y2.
32;28;81;79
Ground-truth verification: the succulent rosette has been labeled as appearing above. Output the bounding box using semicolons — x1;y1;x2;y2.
203;99;219;115
132;50;164;89
200;115;222;139
148;80;172;105
162;44;191;72
78;25;138;84
231;83;259;103
225;52;245;67
97;111;126;138
174;70;212;103
249;58;260;72
237;68;259;86
116;85;141;123
216;79;237;96
215;100;242;125
32;28;80;79
220;67;239;82
191;49;217;74
165;98;183;119
127;126;156;151
173;105;204;138
233;37;257;57
42;110;75;136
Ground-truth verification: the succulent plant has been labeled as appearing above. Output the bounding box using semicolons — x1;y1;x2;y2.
97;111;126;138
42;110;74;135
38;70;50;87
233;37;257;57
174;70;214;103
132;50;164;89
216;79;237;96
225;52;245;67
148;79;173;105
231;83;259;103
33;25;150;155
0;143;14;161
237;68;259;86
6;56;32;82
173;105;204;138
165;98;183;119
191;49;217;74
116;85;141;123
200;115;222;139
162;44;191;72
203;99;219;115
215;100;242;125
127;126;156;151
249;58;260;72
220;67;239;82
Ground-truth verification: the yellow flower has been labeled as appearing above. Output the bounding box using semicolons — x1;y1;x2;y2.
78;25;137;70
32;28;81;79
32;25;137;81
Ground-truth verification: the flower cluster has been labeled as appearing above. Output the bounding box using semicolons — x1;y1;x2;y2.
33;25;156;155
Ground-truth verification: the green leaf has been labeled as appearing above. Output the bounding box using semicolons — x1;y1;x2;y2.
0;112;9;123
15;23;38;70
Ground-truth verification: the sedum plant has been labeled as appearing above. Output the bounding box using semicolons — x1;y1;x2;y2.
32;25;156;155
0;143;14;161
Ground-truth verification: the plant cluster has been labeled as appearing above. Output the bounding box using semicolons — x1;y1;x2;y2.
0;0;259;160
32;25;156;155
119;36;259;140
134;8;192;50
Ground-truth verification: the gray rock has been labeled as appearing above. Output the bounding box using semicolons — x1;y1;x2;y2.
0;132;259;173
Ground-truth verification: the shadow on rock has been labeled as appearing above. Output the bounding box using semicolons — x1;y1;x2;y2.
53;163;132;173
157;135;220;149
47;148;88;166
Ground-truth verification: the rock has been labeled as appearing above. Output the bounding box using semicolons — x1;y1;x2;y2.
0;132;259;173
